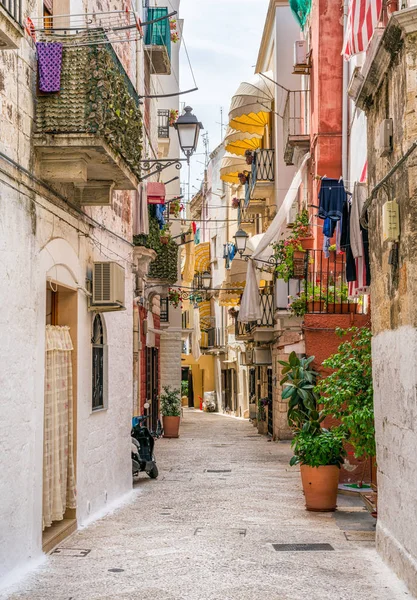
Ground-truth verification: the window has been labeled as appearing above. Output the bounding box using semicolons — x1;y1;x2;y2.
92;314;107;411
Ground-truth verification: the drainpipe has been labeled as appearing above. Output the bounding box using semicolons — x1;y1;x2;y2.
342;0;349;183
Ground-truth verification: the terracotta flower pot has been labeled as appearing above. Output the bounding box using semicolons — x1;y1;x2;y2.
163;416;180;438
327;302;358;314
300;235;315;251
257;421;267;435
300;464;340;512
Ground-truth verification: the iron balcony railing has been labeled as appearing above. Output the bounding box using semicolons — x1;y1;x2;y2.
250;149;275;195
250;293;274;331
1;0;21;23
160;297;169;323
157;109;170;139
302;249;365;315
283;89;310;165
235;318;254;338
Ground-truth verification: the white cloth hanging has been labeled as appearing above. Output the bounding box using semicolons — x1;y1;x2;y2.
238;153;310;323
192;306;202;362
133;184;149;236
146;310;156;348
43;326;76;529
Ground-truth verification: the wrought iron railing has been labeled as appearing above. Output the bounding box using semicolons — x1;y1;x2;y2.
303;249;365;314
160;298;169;322
1;0;22;23
283;89;310;165
250;149;275;195
250;293;274;330
235;318;253;338
158;109;170;138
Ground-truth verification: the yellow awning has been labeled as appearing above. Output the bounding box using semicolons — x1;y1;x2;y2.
224;127;263;157
220;153;248;184
199;300;212;330
218;281;245;307
182;238;195;283
194;242;210;273
228;71;274;135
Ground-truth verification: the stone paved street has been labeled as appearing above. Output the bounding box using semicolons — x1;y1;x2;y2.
3;411;411;600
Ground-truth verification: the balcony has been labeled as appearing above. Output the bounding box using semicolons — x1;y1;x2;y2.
250;149;275;201
144;7;172;75
250;292;275;342
235;318;254;341
283;90;310;166
35;43;143;205
157;109;170;158
302;250;365;315
0;0;23;49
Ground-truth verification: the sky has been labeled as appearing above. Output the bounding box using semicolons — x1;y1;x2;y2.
178;0;270;201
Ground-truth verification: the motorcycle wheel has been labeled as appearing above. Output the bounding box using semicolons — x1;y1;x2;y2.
147;464;159;479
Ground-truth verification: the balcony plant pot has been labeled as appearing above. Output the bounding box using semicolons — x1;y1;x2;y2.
327;303;358;315
163;416;180;438
300;235;315;251
300;464;340;512
160;235;169;245
257;420;267;435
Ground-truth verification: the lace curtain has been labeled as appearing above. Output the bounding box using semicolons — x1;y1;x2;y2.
43;325;76;529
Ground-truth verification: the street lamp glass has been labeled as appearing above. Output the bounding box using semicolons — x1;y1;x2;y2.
174;106;203;161
201;271;211;290
234;229;249;255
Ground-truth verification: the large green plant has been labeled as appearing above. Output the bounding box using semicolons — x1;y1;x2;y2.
290;428;346;468
160;386;182;417
279;351;320;430
316;327;375;459
134;215;178;283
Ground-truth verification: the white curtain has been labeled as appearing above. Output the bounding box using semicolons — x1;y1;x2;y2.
239;153;310;323
192;306;202;362
146;310;156;348
133;184;149;236
43;326;76;529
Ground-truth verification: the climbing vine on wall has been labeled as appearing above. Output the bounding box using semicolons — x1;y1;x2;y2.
86;45;143;178
134;214;178;284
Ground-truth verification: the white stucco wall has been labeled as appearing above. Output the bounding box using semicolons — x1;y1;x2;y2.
372;326;417;596
0;0;138;581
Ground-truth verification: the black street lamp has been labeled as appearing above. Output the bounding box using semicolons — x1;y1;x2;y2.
139;107;203;180
201;270;212;290
174;106;204;163
234;228;249;256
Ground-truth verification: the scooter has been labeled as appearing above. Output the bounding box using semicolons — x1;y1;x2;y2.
131;415;159;479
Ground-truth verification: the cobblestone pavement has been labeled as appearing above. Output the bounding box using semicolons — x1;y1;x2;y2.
3;410;412;600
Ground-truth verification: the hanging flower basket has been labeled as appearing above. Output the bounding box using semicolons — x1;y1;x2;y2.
169;109;179;127
238;172;248;185
168;288;183;309
231;197;240;209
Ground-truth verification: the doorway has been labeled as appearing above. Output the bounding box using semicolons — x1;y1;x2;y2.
43;285;78;553
146;347;159;433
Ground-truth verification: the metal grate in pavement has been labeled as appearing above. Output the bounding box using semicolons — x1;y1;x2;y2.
272;543;334;552
205;469;232;473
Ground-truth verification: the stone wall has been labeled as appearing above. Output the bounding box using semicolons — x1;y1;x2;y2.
361;13;417;594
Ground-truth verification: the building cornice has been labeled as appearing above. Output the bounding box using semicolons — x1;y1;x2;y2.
353;8;417;111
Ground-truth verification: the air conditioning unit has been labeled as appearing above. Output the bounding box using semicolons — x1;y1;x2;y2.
91;262;126;311
240;349;253;366
253;347;272;365
293;40;309;74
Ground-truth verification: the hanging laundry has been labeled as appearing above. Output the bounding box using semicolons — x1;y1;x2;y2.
340;199;356;282
323;217;337;238
191;221;197;235
350;182;367;259
155;204;166;229
318;177;346;222
36;43;63;93
194;229;201;245
228;243;236;262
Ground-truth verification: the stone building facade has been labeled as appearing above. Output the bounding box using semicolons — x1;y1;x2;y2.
351;7;417;594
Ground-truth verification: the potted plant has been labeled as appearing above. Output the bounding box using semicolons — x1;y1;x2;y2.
238;172;248;185
257;398;267;434
316;327;375;486
169;198;182;217
249;394;257;421
181;380;189;407
279;351;319;430
228;307;238;319
160;223;171;245
245;150;253;165
168;288;182;309
169;109;179;126
231;197;240;209
290;427;346;511
160;386;182;438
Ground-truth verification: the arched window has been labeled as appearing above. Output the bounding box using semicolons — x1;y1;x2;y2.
92;314;107;411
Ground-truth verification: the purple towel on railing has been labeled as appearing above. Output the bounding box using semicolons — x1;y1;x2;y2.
36;42;63;93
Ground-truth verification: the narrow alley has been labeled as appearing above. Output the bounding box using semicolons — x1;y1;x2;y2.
4;411;410;600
